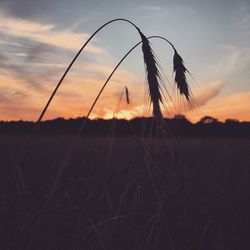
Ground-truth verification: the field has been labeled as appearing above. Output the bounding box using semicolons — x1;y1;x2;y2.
1;135;250;250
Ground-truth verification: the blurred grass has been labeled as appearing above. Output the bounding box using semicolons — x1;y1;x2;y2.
0;135;250;250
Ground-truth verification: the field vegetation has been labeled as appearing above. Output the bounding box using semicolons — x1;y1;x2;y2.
1;18;249;250
1;135;249;249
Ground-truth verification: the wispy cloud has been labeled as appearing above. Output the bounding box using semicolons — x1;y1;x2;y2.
0;61;143;121
238;14;250;28
193;81;224;107
236;3;250;36
0;10;104;53
209;45;250;82
190;91;250;122
140;5;163;11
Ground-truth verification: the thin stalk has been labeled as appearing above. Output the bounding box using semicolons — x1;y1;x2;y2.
41;35;177;208
17;35;177;198
22;35;178;249
35;18;139;127
16;18;141;169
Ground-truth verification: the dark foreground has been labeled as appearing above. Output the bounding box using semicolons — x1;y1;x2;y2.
1;135;250;250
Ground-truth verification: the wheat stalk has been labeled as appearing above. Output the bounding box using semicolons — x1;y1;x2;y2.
173;49;190;100
125;86;130;104
38;34;171;229
20;25;194;215
137;29;163;119
16;19;144;177
34;19;139;128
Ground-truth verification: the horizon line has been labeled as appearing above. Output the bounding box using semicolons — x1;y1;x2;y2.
1;115;249;124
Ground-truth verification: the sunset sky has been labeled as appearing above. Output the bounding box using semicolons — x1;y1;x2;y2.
0;0;249;122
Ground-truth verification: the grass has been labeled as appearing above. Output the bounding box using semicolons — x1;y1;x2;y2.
1;135;250;250
15;18;194;217
33;18;190;130
2;18;249;250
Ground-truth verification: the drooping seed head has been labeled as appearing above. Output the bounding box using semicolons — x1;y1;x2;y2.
173;49;190;100
137;29;163;119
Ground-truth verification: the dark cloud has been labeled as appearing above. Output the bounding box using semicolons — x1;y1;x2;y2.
0;0;107;26
0;32;71;88
0;48;61;92
0;28;103;98
0;0;139;32
23;41;67;63
0;0;52;19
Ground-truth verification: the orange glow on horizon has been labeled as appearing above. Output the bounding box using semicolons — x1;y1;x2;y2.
0;8;249;124
0;62;249;123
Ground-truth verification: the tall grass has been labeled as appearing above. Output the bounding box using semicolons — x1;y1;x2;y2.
173;49;190;100
13;19;194;249
3;137;250;249
39;32;191;204
16;19;194;215
17;19;192;169
34;19;191;128
4;18;249;250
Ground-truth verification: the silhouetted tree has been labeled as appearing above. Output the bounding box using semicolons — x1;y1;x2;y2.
199;116;218;124
225;118;239;124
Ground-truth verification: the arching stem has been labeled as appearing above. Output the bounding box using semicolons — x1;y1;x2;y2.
35;18;140;129
45;35;176;207
16;19;143;169
85;36;175;120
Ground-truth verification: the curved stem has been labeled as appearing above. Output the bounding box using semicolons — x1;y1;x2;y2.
85;35;175;119
34;18;140;129
16;19;142;169
42;35;176;212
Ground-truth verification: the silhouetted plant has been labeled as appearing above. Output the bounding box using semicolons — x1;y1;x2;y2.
35;19;191;127
125;86;130;104
173;49;190;100
16;20;194;225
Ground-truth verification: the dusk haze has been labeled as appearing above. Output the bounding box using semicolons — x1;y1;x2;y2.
0;0;249;122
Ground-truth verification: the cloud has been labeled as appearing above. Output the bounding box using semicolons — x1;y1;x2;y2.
236;2;250;36
0;8;110;96
210;45;250;81
238;14;250;28
153;81;225;118
190;91;250;122
0;60;144;121
0;0;43;19
140;6;163;11
0;74;43;120
1;68;250;122
0;11;146;122
0;10;104;53
0;47;64;93
193;81;224;107
152;81;248;122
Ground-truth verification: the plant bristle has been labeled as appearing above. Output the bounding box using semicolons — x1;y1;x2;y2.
173;49;190;100
137;29;163;119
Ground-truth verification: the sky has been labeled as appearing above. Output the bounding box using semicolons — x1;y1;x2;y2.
0;0;249;122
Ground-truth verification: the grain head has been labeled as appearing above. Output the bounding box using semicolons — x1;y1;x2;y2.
137;29;163;120
173;49;190;100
